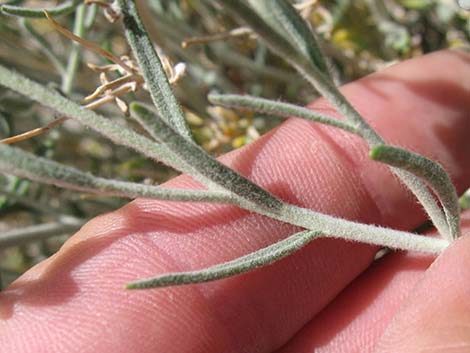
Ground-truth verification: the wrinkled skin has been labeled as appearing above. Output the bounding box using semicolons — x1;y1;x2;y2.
1;50;470;353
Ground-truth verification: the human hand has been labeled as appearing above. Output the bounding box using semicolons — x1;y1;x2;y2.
1;50;469;353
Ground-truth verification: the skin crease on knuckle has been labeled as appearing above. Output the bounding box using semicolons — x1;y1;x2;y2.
0;50;469;353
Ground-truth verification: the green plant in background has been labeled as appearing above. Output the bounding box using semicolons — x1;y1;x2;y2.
0;0;468;290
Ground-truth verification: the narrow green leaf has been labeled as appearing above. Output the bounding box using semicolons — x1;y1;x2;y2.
21;19;66;76
218;0;307;73
392;168;450;238
370;144;460;240
130;102;283;213
126;230;321;289
0;143;235;204
208;93;358;135
61;4;86;94
128;102;451;254
117;0;193;140
246;0;284;36
84;3;98;30
268;0;332;80
0;0;81;18
0;63;279;212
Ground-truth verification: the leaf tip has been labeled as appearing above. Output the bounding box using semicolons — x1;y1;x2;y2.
207;92;220;104
125;282;139;290
369;144;386;160
129;101;145;115
126;278;159;290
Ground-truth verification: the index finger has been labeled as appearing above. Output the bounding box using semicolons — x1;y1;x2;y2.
1;50;469;353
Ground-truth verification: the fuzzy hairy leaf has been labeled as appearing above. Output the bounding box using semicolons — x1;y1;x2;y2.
117;0;193;140
208;93;357;134
0;143;235;204
268;0;332;80
127;230;321;289
371;144;460;239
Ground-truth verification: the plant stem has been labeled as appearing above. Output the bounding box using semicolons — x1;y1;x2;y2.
129;105;449;255
276;204;449;254
0;220;85;249
61;4;86;95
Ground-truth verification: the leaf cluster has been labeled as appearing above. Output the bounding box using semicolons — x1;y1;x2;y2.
0;0;465;290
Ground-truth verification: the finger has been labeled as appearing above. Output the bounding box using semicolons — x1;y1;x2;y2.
374;211;470;353
0;50;469;353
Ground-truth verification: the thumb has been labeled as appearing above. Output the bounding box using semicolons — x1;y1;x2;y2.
375;211;470;353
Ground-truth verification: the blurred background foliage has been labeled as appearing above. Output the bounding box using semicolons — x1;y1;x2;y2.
0;0;469;288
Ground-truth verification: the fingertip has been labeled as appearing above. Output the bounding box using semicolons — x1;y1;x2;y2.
375;212;470;352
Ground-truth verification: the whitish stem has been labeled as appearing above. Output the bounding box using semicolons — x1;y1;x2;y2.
276;204;449;254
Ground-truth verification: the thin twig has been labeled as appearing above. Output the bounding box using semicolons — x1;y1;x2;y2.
0;117;67;144
44;10;135;75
